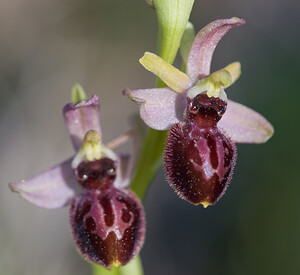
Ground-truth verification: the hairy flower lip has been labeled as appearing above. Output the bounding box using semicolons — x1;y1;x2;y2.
70;187;145;269
164;94;237;207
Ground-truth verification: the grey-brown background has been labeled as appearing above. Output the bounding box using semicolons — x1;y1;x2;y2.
1;0;299;274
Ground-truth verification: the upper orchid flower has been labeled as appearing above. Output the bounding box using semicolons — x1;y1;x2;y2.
10;88;145;269
123;18;274;207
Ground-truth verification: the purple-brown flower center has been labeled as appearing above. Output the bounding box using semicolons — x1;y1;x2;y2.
187;94;227;127
76;158;116;190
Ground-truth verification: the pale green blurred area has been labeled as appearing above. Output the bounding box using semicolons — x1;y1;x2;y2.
0;0;299;274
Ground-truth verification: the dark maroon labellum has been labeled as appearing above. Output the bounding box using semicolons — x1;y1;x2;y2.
70;158;145;268
164;94;236;207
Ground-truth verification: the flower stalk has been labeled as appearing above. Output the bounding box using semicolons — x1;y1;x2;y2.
92;256;143;275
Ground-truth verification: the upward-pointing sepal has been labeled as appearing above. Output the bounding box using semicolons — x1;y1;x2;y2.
186;17;245;82
63;94;102;151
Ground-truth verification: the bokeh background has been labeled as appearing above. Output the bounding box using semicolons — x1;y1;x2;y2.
1;0;299;274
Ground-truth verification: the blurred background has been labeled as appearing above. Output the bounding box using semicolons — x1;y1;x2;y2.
0;0;299;274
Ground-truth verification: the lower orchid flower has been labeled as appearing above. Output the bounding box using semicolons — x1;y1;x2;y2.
123;17;274;207
10;89;145;269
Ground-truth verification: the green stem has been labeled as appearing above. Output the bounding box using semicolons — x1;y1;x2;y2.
92;264;119;275
92;256;143;275
131;129;168;200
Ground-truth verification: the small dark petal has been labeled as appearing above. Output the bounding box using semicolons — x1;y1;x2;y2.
164;120;236;206
70;188;145;269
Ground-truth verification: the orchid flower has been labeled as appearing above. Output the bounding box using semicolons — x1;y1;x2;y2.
10;90;145;269
123;18;274;207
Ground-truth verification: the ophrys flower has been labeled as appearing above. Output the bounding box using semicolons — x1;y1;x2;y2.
10;89;145;269
123;18;274;207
